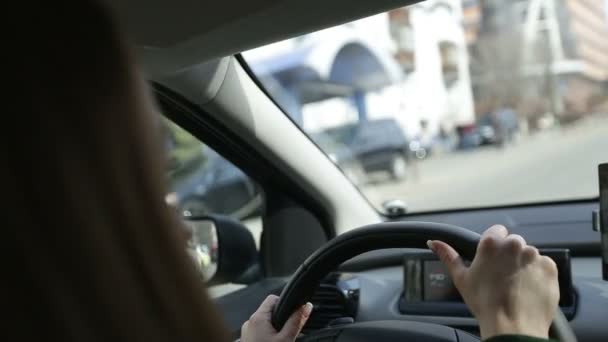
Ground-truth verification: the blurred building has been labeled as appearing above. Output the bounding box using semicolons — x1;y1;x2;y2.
244;14;403;132
560;0;608;115
467;0;608;126
247;3;475;140
388;0;475;137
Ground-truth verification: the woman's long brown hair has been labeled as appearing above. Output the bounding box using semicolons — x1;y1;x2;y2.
4;1;230;341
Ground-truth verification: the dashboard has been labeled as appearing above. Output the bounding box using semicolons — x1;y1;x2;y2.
342;257;604;339
216;200;608;341
338;200;608;341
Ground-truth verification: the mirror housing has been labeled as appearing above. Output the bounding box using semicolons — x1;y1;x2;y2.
185;214;259;285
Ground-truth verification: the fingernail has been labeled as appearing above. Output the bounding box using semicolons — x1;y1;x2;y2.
426;240;435;252
304;302;313;315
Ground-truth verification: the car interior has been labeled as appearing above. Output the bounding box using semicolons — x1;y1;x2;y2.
114;0;607;341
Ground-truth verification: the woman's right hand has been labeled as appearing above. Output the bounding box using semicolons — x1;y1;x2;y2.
428;225;560;340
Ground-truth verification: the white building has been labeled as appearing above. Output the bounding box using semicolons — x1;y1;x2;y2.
244;0;474;139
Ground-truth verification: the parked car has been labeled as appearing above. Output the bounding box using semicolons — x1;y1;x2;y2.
456;123;482;150
310;132;367;185
319;118;410;180
176;150;259;217
477;109;520;146
457;108;520;150
476;115;498;146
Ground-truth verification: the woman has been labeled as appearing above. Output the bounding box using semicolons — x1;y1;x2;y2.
4;1;558;342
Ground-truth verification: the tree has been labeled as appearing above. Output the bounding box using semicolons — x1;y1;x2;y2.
469;29;525;114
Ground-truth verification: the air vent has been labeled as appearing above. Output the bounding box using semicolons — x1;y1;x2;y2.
303;273;359;333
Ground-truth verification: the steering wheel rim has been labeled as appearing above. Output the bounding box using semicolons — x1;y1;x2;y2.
271;221;576;342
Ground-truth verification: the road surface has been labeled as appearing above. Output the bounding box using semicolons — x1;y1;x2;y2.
362;114;608;213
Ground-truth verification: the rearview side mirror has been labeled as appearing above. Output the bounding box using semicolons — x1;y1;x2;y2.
185;214;260;286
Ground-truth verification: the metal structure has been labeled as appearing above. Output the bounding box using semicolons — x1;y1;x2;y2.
522;0;566;115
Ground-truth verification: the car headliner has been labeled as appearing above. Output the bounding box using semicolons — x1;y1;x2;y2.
110;0;422;76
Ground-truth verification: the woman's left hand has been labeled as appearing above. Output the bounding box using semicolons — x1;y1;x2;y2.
241;295;313;342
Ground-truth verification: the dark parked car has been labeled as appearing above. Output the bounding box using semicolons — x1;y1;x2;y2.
457;109;519;149
477;115;498;145
175;150;259;217
477;109;518;146
456;123;482;149
163;119;260;219
310;132;367;185
319;118;410;180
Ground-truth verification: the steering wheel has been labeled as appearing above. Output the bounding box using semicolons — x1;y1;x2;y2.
271;222;577;342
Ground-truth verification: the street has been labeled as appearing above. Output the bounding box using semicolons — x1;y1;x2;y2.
362;114;608;213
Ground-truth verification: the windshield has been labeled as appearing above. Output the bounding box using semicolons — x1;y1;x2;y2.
243;0;608;213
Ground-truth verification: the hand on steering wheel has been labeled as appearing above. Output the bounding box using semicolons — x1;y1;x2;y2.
241;295;312;342
428;225;560;340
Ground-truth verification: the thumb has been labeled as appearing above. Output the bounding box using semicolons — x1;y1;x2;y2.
278;302;313;341
427;240;467;285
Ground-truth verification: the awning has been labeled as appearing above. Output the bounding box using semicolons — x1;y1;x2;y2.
248;33;403;104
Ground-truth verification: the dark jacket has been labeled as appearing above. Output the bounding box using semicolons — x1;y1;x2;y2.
486;335;553;342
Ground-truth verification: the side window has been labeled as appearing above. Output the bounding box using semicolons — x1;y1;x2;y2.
163;118;262;220
162;117;262;290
